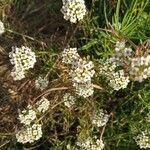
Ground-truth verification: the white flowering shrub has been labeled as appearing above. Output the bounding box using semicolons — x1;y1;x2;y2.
61;0;87;23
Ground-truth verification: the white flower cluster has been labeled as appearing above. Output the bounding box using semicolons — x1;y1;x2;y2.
99;59;130;91
71;59;95;84
134;130;150;149
61;0;87;23
11;68;26;81
71;59;95;97
17;105;42;143
35;76;49;91
109;41;134;69
92;109;109;127
62;47;95;98
115;40;132;58
104;41;132;67
63;93;76;108
129;55;150;82
35;97;50;113
9;46;36;80
76;137;104;150
109;70;130;91
99;59;117;75
74;83;94;98
16;123;42;144
146;112;150;122
36;97;50;113
0;20;5;35
62;47;80;65
16;97;49;144
112;41;150;82
18;105;36;125
123;47;132;57
115;40;126;52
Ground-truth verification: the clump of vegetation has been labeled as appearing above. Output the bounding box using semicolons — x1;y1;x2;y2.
0;0;150;149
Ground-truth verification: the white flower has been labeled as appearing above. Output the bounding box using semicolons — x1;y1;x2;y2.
123;48;132;57
61;0;87;23
74;83;94;98
95;139;105;150
99;59;118;76
146;112;150;122
11;67;25;81
130;55;150;68
9;46;36;70
35;76;49;90
112;41;133;66
0;20;5;35
18;105;36;125
134;130;150;149
16;123;42;144
62;47;80;65
62;47;95;98
9;46;36;80
99;60;130;91
76;137;104;150
115;40;125;52
63;93;76;108
109;70;130;91
70;59;95;84
129;55;150;82
36;97;50;113
92;109;109;127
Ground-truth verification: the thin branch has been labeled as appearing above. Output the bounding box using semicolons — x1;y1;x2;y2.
0;140;10;149
92;84;103;90
6;29;47;47
34;87;69;101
